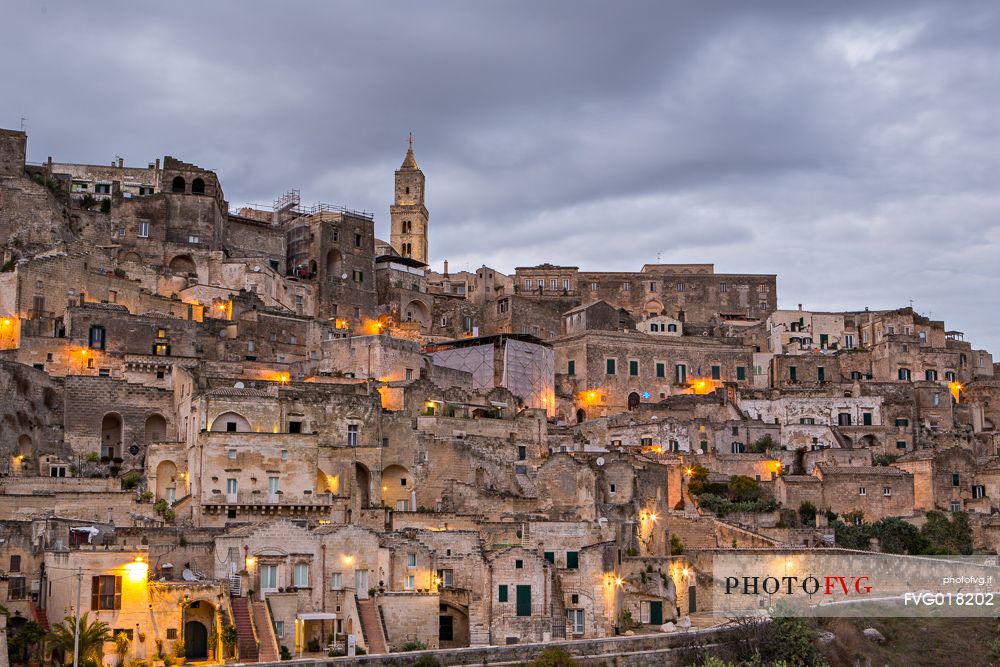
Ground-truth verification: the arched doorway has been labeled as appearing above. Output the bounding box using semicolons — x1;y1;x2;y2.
355;463;371;507
171;176;186;193
210;411;251;432
184;621;208;659
168;255;197;275
17;434;32;456
403;300;431;329
643;300;663;318
155;460;177;504
381;464;412;510
101;413;123;459
576;408;586;424
627;392;640;410
145;414;167;443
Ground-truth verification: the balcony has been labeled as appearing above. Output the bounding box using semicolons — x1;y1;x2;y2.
203;490;334;508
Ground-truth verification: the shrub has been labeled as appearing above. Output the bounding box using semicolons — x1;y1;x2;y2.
670;534;684;555
279;646;292;661
413;656;442;667
306;638;320;652
398;640;427;652
529;647;578;666
153;499;169;515
140;490;153;502
121;472;141;490
172;640;185;658
798;501;817;525
618;609;640;631
100;199;112;213
85;451;100;463
81;194;97;209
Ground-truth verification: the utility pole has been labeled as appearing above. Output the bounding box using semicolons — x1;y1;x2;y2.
73;567;82;667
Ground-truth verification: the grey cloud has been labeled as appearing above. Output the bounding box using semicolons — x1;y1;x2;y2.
2;0;1000;350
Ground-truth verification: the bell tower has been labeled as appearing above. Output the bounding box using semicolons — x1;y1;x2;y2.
389;134;429;264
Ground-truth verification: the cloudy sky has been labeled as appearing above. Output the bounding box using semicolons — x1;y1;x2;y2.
3;1;999;352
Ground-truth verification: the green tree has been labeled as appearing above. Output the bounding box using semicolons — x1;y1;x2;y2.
727;475;760;502
48;613;112;667
921;511;973;555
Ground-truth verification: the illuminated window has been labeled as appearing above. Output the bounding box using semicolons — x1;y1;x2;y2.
91;575;122;610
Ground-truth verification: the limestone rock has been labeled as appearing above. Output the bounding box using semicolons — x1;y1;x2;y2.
862;627;886;642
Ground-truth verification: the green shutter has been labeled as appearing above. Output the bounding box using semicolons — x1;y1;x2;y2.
498;584;508;602
863;413;872;426
629;360;639;376
515;585;532;617
736;366;746;381
606;359;616;375
567;360;575;376
711;365;720;380
656;363;665;378
566;551;579;569
543;552;554;564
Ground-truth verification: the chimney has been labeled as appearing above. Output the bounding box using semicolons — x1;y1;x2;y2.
155;158;160;171
118;157;124;168
798;303;802;311
443;259;449;276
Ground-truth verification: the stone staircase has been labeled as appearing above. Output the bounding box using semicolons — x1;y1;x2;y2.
355;595;388;654
30;601;49;630
550;573;566;639
230;596;260;662
251;601;279;662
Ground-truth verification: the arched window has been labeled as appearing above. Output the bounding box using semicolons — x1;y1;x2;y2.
171;176;185;193
191;177;205;195
667;324;678;332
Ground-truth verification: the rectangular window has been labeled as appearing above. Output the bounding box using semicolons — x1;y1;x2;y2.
9;555;21;572
347;424;358;447
675;364;686;384
518;445;527;461
407;553;417;567
606;359;616;375
261;565;278;590
590;282;598;292
952;473;960;487
515;585;532;617
226;478;237;494
789;366;797;382
711;365;721;380
515;559;523;569
544;551;555;564
898;368;911;381
91;575;122;610
719;283;728;292
227;448;236;460
396;499;410;512
549;279;557;291
629;360;639;376
844;334;854;349
863;413;872;426
354;233;362;247
562;279;570;290
817;367;826;382
330;572;343;590
838;413;852;426
895;418;909;427
736;366;746;381
89;325;106;350
649;282;657;292
498;584;508;602
352;270;364;283
883;487;891;497
274;621;284;639
568;609;585;635
293;563;309;588
731;442;745;453
973;485;986;499
188;235;199;244
402;574;415;590
566;551;579;569
288;420;302;433
676;281;684;292
138;221;149;238
656;362;665;378
438;569;454;588
623;282;630;291
859;487;866;496
567;360;575;376
524;279;532;290
896;441;907;449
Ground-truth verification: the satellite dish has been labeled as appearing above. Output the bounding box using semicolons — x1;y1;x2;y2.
596;457;605;466
253;266;261;273
234;381;245;389
181;569;196;581
341;272;348;280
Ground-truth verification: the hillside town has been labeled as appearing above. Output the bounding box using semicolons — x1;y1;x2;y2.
0;125;998;663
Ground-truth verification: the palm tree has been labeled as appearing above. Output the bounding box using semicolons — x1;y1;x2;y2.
47;614;111;667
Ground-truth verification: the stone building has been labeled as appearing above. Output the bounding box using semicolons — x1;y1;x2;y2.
389;137;429;265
